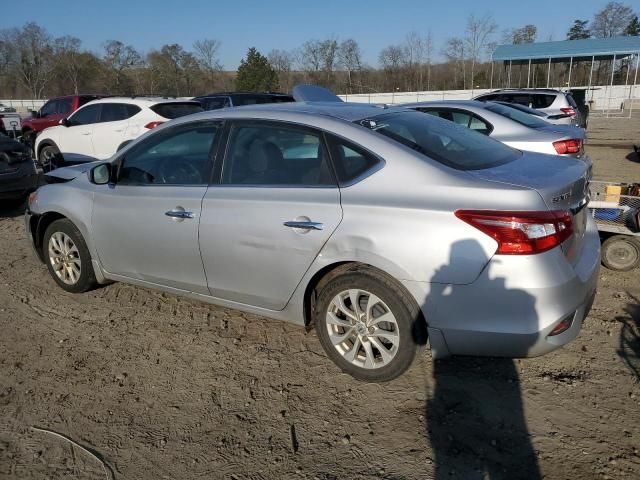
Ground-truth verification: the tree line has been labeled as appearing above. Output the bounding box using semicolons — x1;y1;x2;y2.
0;1;638;100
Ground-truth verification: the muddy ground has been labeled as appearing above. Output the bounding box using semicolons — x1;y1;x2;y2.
1;116;640;480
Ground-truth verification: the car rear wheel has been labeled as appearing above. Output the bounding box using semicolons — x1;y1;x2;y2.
601;235;640;271
43;219;97;293
314;266;426;382
39;145;61;171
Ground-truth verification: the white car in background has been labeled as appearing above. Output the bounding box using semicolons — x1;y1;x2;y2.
34;97;203;168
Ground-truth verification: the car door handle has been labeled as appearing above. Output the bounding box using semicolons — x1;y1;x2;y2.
283;220;323;230
165;210;195;219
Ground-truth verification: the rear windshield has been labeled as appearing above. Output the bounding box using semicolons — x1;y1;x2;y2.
566;94;578;108
357;110;520;171
232;95;295;107
495;101;546;118
484;102;550;129
151;102;203;119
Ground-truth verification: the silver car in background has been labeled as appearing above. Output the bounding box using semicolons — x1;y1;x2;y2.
493;101;577;127
403;100;588;160
24;101;599;382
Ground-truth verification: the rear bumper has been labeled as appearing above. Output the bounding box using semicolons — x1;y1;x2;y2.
404;215;600;359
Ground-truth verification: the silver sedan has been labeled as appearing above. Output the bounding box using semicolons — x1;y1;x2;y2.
24;101;599;382
403;100;588;160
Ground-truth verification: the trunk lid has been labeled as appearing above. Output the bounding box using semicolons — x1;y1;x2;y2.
468;151;590;266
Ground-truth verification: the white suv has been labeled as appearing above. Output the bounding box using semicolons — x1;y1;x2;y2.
35;97;203;168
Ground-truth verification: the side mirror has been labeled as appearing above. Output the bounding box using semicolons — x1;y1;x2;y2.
90;163;112;185
59;118;69;127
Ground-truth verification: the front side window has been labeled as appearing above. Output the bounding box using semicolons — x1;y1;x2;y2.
68;105;101;126
222;123;335;186
57;98;73;114
358;111;520;171
118;122;219;186
40;101;57;117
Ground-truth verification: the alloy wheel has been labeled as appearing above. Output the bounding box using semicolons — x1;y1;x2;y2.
325;289;400;370
48;231;81;285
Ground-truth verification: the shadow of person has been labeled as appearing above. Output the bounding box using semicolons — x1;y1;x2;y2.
423;239;542;480
617;293;640;380
626;146;640;163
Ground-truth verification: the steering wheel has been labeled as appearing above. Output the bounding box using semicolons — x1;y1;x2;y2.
158;157;202;184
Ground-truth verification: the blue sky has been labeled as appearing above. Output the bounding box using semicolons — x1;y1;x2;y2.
1;0;615;68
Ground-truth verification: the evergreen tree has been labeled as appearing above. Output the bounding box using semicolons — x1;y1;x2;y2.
567;20;591;40
624;15;640;36
235;47;278;91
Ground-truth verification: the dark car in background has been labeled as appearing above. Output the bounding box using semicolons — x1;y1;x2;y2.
21;94;106;147
193;92;294;111
0;133;37;203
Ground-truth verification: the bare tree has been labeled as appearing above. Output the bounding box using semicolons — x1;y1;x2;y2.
103;40;142;94
443;37;466;89
298;38;338;87
465;13;497;89
54;36;83;95
508;25;537;44
338;39;362;92
379;45;407;90
193;39;222;91
13;23;55;98
268;49;294;91
592;2;635;38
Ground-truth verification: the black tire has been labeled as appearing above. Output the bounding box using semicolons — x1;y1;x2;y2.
38;145;62;170
601;235;640;271
314;266;426;382
43;219;97;293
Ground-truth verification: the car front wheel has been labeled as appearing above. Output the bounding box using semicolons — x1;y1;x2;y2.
43;219;97;293
39;145;62;171
314;266;426;382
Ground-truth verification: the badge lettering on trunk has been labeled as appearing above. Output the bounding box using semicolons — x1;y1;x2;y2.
552;191;571;203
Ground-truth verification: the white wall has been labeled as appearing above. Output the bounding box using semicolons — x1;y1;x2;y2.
338;84;640;111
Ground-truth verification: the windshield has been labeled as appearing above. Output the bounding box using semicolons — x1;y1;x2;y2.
357;110;520;170
484;102;550;129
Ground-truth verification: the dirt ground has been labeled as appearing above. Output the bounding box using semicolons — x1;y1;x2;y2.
1;116;640;480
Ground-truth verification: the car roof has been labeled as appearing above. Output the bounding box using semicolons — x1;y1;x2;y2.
85;97;199;106
402;100;488;109
194;92;292;99
182;101;408;122
477;88;563;95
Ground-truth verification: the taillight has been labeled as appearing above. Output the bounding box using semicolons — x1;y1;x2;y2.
455;210;574;255
145;121;164;129
560;107;576;117
553;139;582;155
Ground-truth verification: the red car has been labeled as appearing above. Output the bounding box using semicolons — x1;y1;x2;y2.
21;95;105;147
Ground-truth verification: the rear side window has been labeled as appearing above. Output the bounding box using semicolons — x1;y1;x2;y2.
358;111;520;171
532;94;556;109
151;102;203;119
222;123;335;186
416;108;492;135
57;98;73;114
476;94;498;102
99;103;141;122
327;137;381;185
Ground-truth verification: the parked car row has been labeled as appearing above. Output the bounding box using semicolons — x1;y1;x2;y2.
24;85;599;383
